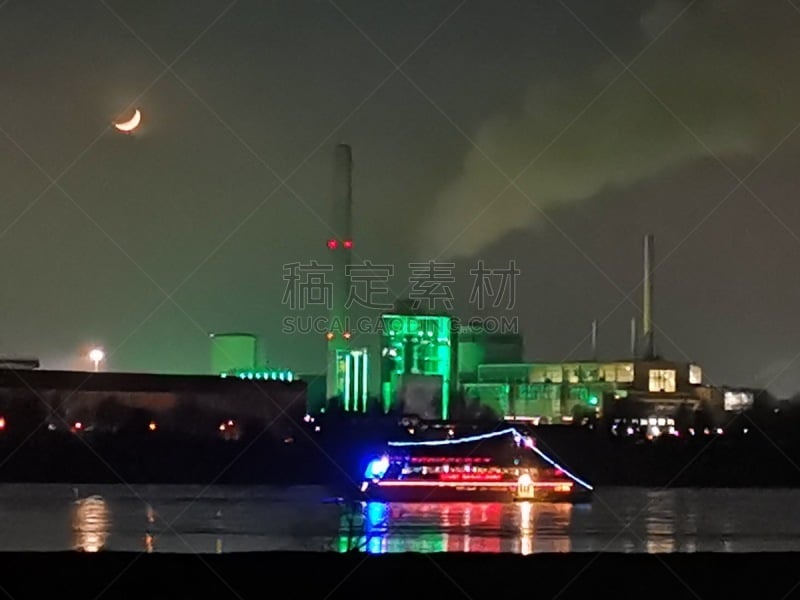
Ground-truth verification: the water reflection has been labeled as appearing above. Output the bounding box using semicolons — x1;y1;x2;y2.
72;495;110;552
644;491;676;553
344;502;574;554
11;485;800;554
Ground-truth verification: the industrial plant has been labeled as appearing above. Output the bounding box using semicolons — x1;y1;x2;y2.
204;145;746;435
0;144;754;441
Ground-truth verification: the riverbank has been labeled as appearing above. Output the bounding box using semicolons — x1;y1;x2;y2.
0;551;793;598
1;426;799;488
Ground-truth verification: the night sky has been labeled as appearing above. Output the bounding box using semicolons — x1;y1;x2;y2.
2;1;800;396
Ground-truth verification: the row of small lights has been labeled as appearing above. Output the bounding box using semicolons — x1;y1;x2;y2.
220;371;294;382
68;419;236;433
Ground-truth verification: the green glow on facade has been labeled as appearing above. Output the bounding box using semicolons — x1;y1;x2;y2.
380;314;453;419
334;348;370;412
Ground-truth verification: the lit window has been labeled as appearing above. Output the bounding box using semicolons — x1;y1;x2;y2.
648;369;676;393
616;363;634;383
545;366;563;383
689;364;702;385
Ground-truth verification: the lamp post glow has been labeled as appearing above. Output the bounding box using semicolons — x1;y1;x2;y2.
88;348;105;372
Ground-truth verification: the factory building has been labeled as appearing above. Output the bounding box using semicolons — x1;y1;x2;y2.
454;235;725;430
457;326;524;383
0;369;305;440
462;359;716;423
303;146;725;430
379;313;456;420
372;235;723;431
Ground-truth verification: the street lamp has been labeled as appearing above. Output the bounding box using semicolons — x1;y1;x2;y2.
88;348;105;372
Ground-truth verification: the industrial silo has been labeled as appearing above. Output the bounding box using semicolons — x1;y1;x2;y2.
209;333;257;375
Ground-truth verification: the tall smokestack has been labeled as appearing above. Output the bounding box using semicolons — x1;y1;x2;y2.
591;320;598;361
642;233;655;360
334;144;353;245
326;144;354;402
330;144;353;324
630;317;637;358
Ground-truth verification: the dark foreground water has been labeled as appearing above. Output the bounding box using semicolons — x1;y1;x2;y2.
2;484;800;554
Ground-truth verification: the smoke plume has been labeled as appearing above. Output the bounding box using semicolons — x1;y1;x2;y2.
421;0;800;259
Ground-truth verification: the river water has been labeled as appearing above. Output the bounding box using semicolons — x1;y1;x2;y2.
1;484;799;554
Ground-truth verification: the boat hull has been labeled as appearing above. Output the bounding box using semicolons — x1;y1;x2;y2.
363;482;591;503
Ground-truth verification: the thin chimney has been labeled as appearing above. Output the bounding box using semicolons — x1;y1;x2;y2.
591;320;598;361
326;144;354;402
630;316;637;358
642;233;655;360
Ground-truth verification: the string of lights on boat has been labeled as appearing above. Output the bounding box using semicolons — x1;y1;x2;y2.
383;427;594;491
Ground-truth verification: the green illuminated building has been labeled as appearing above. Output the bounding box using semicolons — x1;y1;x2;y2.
331;347;370;412
380;313;454;419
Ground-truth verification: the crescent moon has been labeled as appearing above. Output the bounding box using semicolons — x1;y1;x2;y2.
113;109;141;133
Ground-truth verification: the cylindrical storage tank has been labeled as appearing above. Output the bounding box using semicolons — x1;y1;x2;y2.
210;333;257;375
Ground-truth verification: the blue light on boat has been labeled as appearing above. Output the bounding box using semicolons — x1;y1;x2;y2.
364;455;390;480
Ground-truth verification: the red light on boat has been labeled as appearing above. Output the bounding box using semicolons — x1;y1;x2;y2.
410;456;492;464
439;472;503;482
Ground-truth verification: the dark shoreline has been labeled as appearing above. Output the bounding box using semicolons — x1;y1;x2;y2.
2;427;800;488
0;551;795;598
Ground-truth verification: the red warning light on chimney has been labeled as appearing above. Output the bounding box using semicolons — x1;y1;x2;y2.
343;240;353;249
326;239;338;250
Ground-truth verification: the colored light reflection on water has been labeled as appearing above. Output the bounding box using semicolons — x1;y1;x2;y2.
339;501;574;554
